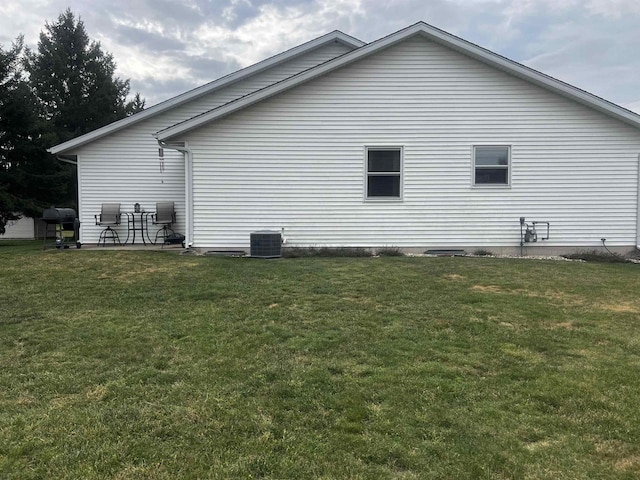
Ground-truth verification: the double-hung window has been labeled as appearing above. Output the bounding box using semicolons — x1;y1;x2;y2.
366;147;402;199
473;145;510;186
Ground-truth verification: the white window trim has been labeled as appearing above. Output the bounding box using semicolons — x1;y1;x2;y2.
471;145;511;188
364;146;404;202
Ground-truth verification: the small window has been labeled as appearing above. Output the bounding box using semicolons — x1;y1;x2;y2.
474;146;510;186
366;148;402;199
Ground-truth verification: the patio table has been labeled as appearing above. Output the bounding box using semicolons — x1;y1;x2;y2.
124;211;153;245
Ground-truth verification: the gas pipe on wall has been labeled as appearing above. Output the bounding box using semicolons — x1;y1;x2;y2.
519;217;550;255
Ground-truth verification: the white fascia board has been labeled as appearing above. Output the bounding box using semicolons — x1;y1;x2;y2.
155;24;421;140
48;31;365;155
157;22;640;141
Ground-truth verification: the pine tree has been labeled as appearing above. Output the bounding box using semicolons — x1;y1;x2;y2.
0;36;54;232
0;38;23;233
0;9;145;234
26;9;145;144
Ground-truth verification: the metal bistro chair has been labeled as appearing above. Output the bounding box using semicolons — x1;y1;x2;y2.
151;202;176;245
95;203;122;246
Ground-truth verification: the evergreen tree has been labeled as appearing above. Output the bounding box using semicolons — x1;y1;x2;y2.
0;38;23;233
0;36;58;232
26;9;145;144
0;9;146;233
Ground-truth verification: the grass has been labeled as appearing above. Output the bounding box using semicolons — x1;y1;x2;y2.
1;241;640;479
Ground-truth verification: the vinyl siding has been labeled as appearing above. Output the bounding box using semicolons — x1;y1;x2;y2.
0;215;34;239
74;42;352;243
182;36;640;249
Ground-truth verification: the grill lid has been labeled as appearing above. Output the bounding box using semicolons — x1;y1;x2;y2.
43;207;77;223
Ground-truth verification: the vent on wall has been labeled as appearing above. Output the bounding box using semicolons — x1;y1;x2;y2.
250;231;282;258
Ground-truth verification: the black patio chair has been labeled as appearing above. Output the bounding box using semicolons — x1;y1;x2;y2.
95;203;122;246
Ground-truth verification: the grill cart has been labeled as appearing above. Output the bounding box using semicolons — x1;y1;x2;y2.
41;208;81;250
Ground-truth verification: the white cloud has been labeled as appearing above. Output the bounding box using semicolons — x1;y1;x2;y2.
585;0;640;17
0;0;639;109
217;0;364;67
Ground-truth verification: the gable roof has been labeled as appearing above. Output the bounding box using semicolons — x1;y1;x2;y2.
156;21;640;141
48;30;365;154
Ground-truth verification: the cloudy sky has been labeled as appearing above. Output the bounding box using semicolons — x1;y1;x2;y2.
1;0;639;112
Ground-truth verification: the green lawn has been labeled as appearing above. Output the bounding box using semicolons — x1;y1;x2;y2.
1;242;639;479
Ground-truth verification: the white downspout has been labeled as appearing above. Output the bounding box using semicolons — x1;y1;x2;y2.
155;139;194;248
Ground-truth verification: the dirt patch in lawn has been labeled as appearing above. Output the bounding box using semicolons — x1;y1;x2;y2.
475;287;587;307
471;285;503;293
545;321;576;330
341;296;378;307
614;455;640;472
524;438;558;451
96;261;198;283
600;303;639;314
444;274;465;281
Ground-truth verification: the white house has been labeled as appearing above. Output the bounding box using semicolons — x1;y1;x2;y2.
49;22;640;254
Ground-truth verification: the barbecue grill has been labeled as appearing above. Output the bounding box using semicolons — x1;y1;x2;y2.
42;207;80;249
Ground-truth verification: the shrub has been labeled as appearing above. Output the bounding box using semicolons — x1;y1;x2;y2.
473;249;494;257
282;247;373;258
376;246;404;257
561;250;630;264
627;248;640;260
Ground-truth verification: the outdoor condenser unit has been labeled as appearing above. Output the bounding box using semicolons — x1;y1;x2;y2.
250;231;282;258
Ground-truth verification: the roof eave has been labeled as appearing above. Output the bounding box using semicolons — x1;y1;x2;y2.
410;27;640;130
48;30;365;155
157;22;640;141
156;24;423;141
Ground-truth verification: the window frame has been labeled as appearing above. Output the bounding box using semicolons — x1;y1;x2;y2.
472;145;511;188
364;146;404;201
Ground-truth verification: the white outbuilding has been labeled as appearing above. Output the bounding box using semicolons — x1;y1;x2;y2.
0;215;35;240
